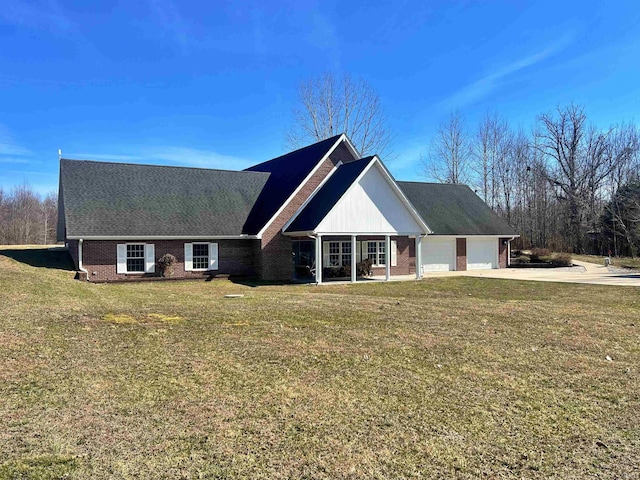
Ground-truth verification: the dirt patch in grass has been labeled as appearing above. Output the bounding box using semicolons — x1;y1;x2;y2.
1;247;640;478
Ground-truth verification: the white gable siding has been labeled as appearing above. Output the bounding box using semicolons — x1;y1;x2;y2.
316;164;423;234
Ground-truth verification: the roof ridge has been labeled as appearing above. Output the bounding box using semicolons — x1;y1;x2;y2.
398;180;468;186
60;158;268;176
245;134;343;171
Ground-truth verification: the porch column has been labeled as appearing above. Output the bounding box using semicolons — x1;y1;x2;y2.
415;235;423;279
385;235;391;281
316;235;322;284
351;235;357;283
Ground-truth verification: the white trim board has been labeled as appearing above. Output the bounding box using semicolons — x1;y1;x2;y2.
69;235;258;240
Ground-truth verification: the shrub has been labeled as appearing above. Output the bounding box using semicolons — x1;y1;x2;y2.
157;253;177;277
357;258;373;277
511;255;530;265
530;247;551;262
551;253;572;266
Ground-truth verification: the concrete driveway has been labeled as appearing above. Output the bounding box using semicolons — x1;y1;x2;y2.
423;260;640;287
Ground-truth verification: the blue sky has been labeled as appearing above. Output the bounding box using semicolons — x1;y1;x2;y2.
1;0;640;194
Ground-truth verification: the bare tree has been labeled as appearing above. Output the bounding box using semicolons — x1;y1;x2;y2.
287;73;392;157
0;184;58;245
424;111;470;184
534;104;591;252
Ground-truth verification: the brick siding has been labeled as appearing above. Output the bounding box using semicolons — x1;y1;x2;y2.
80;239;258;282
456;238;467;271
259;142;356;281
499;237;509;268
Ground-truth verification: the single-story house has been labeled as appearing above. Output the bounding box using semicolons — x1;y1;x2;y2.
57;134;518;283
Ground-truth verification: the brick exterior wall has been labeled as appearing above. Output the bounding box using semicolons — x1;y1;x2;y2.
80;239;258;282
499;237;509;268
259;142;356;281
456;238;467;271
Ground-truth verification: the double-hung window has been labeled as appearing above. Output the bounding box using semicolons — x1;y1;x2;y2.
126;244;145;273
184;242;218;271
367;241;386;267
327;241;353;267
192;243;209;270
117;243;154;274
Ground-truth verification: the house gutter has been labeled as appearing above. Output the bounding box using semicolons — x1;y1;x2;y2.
78;239;89;277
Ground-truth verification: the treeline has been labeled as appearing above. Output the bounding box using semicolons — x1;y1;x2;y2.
0;185;58;245
426;104;640;256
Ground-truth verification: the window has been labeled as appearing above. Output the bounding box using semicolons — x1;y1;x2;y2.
192;243;209;270
327;241;353;267
126;244;145;273
367;241;386;266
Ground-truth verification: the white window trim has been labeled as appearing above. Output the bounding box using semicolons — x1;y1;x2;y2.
365;241;387;267
191;242;211;271
326;241;354;267
125;243;146;274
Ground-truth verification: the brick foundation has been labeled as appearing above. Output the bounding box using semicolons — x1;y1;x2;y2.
79;239;258;282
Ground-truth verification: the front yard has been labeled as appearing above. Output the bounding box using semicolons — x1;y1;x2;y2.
1;247;639;479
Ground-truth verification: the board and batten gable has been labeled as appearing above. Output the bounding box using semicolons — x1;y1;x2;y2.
316;162;424;235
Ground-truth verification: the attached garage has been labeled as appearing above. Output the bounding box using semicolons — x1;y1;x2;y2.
467;237;498;270
421;237;456;272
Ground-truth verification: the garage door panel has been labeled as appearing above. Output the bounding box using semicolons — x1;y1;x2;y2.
467;238;497;270
422;238;456;272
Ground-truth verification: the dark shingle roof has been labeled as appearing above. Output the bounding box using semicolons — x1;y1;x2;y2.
284;157;373;233
398;181;518;236
59;160;270;238
242;135;342;234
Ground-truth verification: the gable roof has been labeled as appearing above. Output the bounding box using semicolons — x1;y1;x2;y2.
284;157;373;233
242;135;345;234
397;181;518;236
59;159;269;239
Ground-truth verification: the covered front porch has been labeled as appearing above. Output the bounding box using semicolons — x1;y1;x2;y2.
283;155;431;284
292;234;425;284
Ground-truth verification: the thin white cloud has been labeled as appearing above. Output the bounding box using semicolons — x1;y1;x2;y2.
145;0;192;52
0;157;31;164
1;0;73;31
66;146;255;171
0;143;32;157
440;33;575;110
0;124;33;157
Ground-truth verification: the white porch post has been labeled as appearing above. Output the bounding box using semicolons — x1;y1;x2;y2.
385;235;391;281
316;235;322;284
351;235;357;283
415;235;423;279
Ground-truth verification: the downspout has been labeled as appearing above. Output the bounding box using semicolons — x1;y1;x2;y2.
506;236;516;267
78;239;89;278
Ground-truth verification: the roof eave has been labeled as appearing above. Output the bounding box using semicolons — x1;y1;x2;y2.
66;234;260;240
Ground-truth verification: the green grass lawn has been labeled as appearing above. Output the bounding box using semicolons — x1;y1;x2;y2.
1;247;639;479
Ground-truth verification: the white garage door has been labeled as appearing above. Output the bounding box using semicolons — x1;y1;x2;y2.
422;237;456;272
467;238;498;270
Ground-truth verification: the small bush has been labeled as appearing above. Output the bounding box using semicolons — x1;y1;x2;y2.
157;253;177;277
551;253;572;266
530;248;551;262
511;255;530;265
